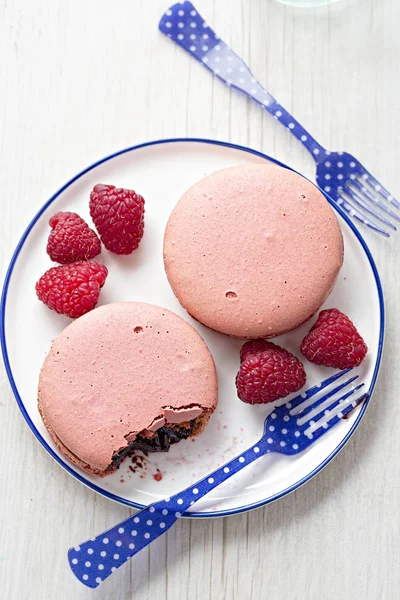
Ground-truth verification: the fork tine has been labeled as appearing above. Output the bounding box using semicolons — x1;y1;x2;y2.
283;369;352;411
336;194;390;237
298;382;364;426
291;375;359;417
352;179;400;223
343;186;396;231
302;391;368;442
360;173;400;210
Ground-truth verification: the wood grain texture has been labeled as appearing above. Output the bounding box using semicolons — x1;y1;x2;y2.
1;0;399;598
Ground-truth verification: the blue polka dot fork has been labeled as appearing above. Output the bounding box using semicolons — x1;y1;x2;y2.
68;369;366;588
159;1;399;237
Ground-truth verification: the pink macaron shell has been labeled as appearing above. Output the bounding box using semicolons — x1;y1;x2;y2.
39;302;218;472
163;164;344;338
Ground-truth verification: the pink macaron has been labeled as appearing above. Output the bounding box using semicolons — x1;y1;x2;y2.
38;302;218;476
163;164;344;338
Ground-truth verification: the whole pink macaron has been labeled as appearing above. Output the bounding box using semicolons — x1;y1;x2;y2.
164;164;344;338
38;302;218;476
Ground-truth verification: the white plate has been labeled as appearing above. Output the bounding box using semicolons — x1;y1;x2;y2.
1;138;384;518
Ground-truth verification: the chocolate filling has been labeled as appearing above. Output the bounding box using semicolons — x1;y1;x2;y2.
108;420;195;472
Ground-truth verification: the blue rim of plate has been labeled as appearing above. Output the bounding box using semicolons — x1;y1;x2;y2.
0;137;384;518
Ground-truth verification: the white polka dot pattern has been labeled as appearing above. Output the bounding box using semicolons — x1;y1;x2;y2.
159;1;323;158
159;1;399;237
68;370;363;587
315;151;400;236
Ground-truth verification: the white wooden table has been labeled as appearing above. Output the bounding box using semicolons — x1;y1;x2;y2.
1;1;399;598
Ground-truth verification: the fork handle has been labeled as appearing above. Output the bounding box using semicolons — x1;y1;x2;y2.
160;1;326;160
260;101;325;160
68;438;270;588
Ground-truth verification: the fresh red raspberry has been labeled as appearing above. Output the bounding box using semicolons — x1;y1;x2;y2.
35;261;108;318
300;308;368;369
240;339;278;363
89;184;145;254
236;342;306;404
46;211;101;264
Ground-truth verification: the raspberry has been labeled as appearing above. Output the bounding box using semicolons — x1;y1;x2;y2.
236;342;306;404
89;184;145;254
240;339;277;363
300;308;368;369
35;261;108;318
46;211;101;264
